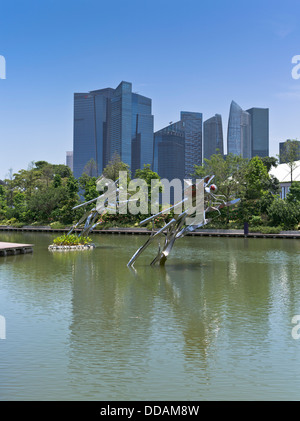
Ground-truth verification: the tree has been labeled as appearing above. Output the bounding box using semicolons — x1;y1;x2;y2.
34;160;50;170
193;153;248;199
40;163;54;187
261;156;278;172
267;197;300;229
53;164;72;179
134;164;160;186
27;187;63;222
193;153;248;224
53;174;62;188
78;173;98;202
6;191;27;221
0;184;7;220
102;154;130;182
244;156;271;200
33;161;72;187
286;181;300;204
57;176;80;224
133;164;161;215
83;159;98;178
0;161;80;225
13;168;42;198
280;140;300;183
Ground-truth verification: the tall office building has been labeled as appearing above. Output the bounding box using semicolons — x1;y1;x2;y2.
130;93;154;175
153;130;185;181
153;111;202;179
73;81;154;179
203;114;224;160
181;112;203;177
73;88;114;178
246;107;269;157
227;101;251;159
66;151;73;172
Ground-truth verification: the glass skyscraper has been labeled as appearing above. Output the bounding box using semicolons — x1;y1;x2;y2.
131;93;154;175
246;107;269;158
153;111;202;179
66;151;73;171
153;130;185;181
227;101;251;159
73;81;154;179
203;114;224;160
73;88;114;179
180;112;203;177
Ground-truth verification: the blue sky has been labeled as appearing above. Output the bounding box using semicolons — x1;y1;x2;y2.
0;0;300;179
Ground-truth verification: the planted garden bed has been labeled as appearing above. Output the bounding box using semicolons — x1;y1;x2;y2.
48;234;95;251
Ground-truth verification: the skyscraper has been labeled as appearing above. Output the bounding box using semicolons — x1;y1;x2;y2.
203;114;224;160
73;81;154;179
180;112;203;177
153;111;202;178
246;107;269;158
227;101;251;159
154;130;185;181
66;151;73;172
131;93;154;175
73;88;114;178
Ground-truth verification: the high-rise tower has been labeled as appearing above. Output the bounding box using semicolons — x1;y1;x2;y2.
153;111;202;179
227;101;251;159
203;114;224;160
246;107;269;158
73;81;154;179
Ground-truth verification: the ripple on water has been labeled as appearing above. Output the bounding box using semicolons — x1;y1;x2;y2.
0;233;300;400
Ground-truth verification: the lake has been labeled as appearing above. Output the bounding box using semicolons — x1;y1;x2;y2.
0;231;300;401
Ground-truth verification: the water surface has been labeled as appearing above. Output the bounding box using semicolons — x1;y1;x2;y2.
0;231;299;400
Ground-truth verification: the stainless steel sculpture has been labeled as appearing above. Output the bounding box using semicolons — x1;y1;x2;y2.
68;176;133;238
67;174;239;267
127;175;240;267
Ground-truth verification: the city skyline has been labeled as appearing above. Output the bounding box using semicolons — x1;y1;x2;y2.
1;0;300;179
0;78;295;180
73;81;154;178
71;85;271;181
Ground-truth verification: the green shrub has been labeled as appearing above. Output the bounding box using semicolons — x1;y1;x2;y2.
260;226;282;234
267;198;300;230
11;222;25;228
2;219;24;228
6;218;17;226
249;225;282;234
250;215;263;226
29;221;41;226
50;221;68;229
52;234;92;246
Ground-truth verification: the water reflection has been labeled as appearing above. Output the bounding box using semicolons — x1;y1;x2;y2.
0;232;300;400
63;235;300;399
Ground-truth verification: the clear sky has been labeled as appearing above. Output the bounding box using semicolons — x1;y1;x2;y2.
0;0;300;179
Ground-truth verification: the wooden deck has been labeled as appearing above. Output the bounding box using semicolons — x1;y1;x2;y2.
0;242;34;257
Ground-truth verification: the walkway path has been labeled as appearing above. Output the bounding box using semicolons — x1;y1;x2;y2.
0;242;34;256
0;225;299;239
